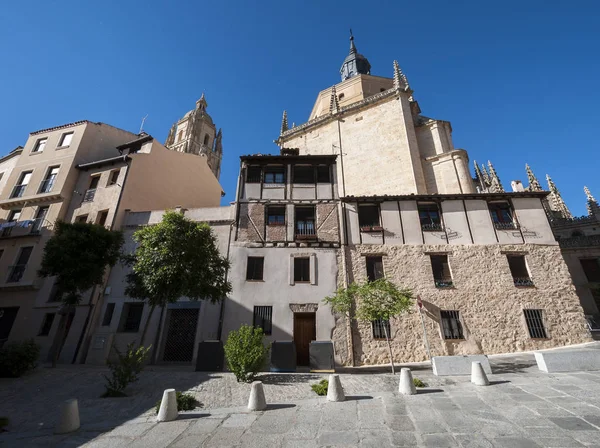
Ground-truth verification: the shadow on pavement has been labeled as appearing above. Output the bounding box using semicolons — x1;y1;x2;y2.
490;360;537;374
177;413;212;420
417;388;444;395
265;404;297;411
257;374;321;385
489;380;511;386
346;395;373;401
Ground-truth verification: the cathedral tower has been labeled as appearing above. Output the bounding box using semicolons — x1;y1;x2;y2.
165;94;223;179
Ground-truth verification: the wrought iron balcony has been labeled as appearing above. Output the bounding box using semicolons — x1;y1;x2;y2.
558;235;600;249
421;222;443;232
10;184;27;199
434;278;454;288
39;178;56;194
82;188;96;202
7;264;27;283
295;220;316;239
360;225;383;233
494;221;518;230
0;219;49;238
513;277;534;287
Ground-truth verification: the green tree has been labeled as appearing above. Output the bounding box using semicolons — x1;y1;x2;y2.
124;211;231;349
324;278;413;374
38;221;124;366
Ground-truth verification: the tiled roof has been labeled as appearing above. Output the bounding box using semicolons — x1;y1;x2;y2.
30;120;89;135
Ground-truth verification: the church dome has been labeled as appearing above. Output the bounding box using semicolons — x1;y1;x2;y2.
340;33;371;81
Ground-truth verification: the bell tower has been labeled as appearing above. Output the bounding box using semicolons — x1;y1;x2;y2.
165;93;223;179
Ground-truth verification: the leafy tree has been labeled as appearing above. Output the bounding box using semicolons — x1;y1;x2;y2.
224;325;270;382
124;211;231;349
38;221;124;366
324;278;413;374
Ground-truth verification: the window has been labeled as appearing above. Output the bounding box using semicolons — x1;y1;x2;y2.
39;166;59;193
489;202;516;230
580;258;600;283
7;246;33;283
203;134;210;145
431;255;453;288
31;206;49;233
246;256;264;281
38;313;55;336
294;257;310;282
102;303;116;326
440;310;464;339
507;255;533;286
58;132;73;147
264;167;285;184
267;206;285;226
32;138;47;153
524;309;548;339
246;166;262;183
119;303;144;332
295;206;315;238
418;203;442;231
316;165;331;183
293;165;314;184
2;209;22;237
75;214;88;223
108;169;120;186
96;210;109;227
358;204;381;230
11;171;32;198
178;130;184;142
366;256;384;281
83;176;100;202
253;306;272;335
372;319;390;339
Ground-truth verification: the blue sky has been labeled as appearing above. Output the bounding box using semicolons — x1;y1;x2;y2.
1;1;598;215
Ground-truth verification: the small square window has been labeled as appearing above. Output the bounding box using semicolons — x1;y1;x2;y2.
253;306;272;335
108;169;120;186
267;206;286;226
316;165;331;183
119;303;144;333
293;165;314;184
264;167;285;184
366;256;384;281
489;202;516;230
358;205;380;229
58;132;73;147
246;257;264;281
372;318;390;339
294;257;310;282
32;138;47;153
440;310;464;339
524;309;548;339
102;303;116;326
507;255;533;286
418;203;442;231
246;166;262;183
75;214;89;223
430;255;453;288
96;210;109;227
38;313;55;336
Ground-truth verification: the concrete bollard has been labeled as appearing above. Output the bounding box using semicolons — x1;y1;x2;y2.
248;381;267;411
55;398;80;434
471;361;490;386
326;374;345;402
399;368;417;395
157;389;179;422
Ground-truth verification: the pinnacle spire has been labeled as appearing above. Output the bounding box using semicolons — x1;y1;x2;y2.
393;60;410;91
349;29;357;54
585;186;600;217
329;85;340;114
546;175;572;219
340;30;371;81
525;164;542;191
487;161;504;193
196;93;207;111
280;110;288;134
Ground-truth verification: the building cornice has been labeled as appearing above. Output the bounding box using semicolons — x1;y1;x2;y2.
240;154;337;163
342;191;549;203
30;121;89;136
77;155;130;170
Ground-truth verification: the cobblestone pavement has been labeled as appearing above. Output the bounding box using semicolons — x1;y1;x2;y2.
2;350;600;447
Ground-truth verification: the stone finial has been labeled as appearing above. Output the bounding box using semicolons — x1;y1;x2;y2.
393;60;410;91
480;163;491;185
546;175;573;219
585;186;600;217
473;160;484;184
525;164;543;191
280;110;288;134
487;161;504;193
196;93;208;111
329;85;340;114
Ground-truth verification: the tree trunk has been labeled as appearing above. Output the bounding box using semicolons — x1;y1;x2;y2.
49;314;68;368
383;324;395;375
138;304;156;348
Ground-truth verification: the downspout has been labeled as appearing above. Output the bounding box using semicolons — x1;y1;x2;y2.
73;156;131;364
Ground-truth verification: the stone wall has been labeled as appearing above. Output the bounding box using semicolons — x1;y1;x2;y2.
333;243;592;366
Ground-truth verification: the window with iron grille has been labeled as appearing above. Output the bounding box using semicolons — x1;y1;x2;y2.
246;257;264;281
102;303;116;326
489;202;516;230
38;313;55;336
294;257;310;282
358;204;380;229
267;206;286;226
580;258;600;283
372;319;391;339
507;255;533;286
366;256;384;282
119;303;144;333
440;310;464;339
246;166;262;183
39;166;59;193
418;203;442;231
264;166;285;184
293;165;315;184
11;171;32;198
523;309;548;339
431;255;453;288
316;165;331;183
253;306;272;335
295;206;316;238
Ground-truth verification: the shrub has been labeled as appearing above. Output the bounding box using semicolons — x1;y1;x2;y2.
102;343;151;397
0;416;9;431
413;377;427;388
311;379;329;396
224;325;270;383
155;392;199;414
0;339;40;378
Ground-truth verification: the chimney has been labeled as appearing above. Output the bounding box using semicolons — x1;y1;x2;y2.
511;180;525;192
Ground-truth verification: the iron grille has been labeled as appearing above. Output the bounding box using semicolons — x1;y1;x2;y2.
253;306;272;335
163;308;199;363
524;309;548;339
372;319;390;339
441;310;464;339
39;178;56;193
513;277;535;287
10;185;26;199
82;188;96;202
422;223;443;231
295;220;316;237
494;221;518;230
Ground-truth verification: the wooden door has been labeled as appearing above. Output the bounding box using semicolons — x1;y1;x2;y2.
294;312;316;366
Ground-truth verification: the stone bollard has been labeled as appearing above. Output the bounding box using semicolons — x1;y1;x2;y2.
248;381;267;411
399;368;417;395
55;398;80;434
471;361;490;386
326;374;345;402
157;389;179;422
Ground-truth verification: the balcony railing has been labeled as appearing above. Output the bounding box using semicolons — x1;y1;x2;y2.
7;264;27;283
422;222;443;231
360;225;383;233
434;278;454;288
295;220;316;239
494;221;518;230
0;218;50;238
10;184;27;199
558;235;600;249
513;277;534;287
82;188;96;202
39;178;56;193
